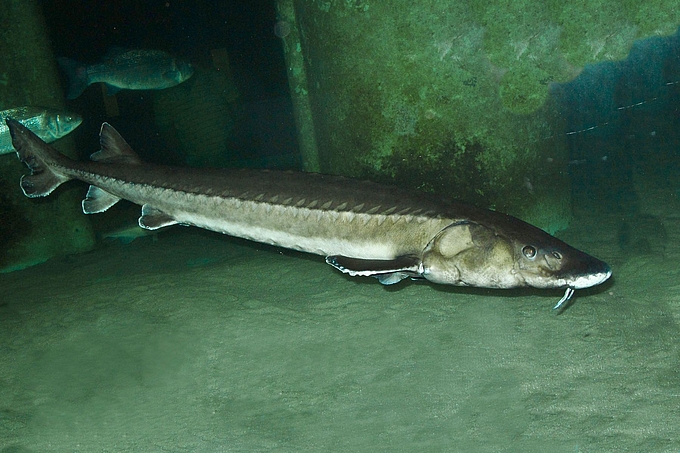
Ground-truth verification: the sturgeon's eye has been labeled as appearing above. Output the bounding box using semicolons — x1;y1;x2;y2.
522;245;537;259
552;251;562;260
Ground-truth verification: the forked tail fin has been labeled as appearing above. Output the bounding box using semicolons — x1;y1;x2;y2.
6;118;72;198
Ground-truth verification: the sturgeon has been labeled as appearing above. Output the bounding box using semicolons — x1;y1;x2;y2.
7;119;611;309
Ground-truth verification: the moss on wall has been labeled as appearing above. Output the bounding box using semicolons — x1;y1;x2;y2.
283;0;678;232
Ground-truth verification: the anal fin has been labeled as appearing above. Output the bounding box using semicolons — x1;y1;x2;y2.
82;185;121;213
138;204;179;230
325;255;422;285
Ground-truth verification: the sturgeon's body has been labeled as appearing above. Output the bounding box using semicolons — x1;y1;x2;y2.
7;119;612;308
85;162;457;257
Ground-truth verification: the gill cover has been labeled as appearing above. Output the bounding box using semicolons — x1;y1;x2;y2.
421;221;520;288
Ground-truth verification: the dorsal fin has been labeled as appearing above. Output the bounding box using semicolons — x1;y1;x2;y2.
90;123;143;164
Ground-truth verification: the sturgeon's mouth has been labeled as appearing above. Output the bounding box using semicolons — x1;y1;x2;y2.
553;262;612;311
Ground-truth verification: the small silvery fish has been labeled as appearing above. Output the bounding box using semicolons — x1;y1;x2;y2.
58;48;194;99
0;106;82;155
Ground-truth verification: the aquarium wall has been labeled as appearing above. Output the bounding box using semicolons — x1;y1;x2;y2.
278;0;680;232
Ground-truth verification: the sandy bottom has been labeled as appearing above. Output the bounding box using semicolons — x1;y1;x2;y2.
1;192;679;452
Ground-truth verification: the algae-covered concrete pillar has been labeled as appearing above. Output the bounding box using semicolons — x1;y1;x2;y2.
276;0;320;172
278;0;679;233
0;0;95;271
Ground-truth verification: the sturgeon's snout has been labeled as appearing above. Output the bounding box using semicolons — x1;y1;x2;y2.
566;256;612;289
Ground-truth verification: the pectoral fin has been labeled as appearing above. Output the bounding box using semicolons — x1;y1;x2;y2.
325;255;422;285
